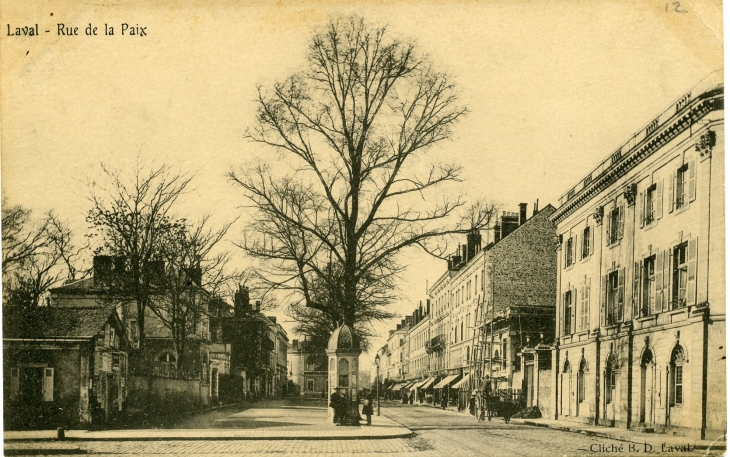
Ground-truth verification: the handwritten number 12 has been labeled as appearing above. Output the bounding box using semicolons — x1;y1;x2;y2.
666;2;688;13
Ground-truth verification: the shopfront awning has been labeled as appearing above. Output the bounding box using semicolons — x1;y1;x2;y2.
412;378;429;389
434;374;460;389
451;374;470;390
388;383;403;391
419;377;437;390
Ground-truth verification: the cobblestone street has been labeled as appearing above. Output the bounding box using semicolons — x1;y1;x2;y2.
5;401;721;456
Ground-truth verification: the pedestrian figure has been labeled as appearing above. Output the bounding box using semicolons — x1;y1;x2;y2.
469;393;476;416
402;390;408;404
419;390;424;404
330;390;341;424
409;391;414;404
362;392;373;425
441;391;448;410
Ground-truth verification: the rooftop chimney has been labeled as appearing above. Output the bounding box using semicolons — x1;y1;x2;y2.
255;300;261;312
519;203;528;225
466;229;482;261
93;255;113;287
533;199;539;217
498;211;519;240
234;285;251;316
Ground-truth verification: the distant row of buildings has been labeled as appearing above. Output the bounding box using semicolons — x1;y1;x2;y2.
3;263;289;429
375;73;725;440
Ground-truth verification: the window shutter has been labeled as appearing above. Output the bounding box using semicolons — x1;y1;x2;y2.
583;278;591;330
606;203;612;245
655;251;665;312
587;227;592;256
639;190;645;228
687;159;697;203
43;368;54;402
104;324;110;347
655;180;663;219
617;268;625;321
573;235;578;264
617;205;624;240
687;238;698;306
633;261;641;317
572;287;577;333
10;368;19;400
669;171;676;213
600;275;607;325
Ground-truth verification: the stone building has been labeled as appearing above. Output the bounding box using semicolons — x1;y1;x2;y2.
550;73;724;440
288;339;327;397
3;306;130;429
385;203;556;409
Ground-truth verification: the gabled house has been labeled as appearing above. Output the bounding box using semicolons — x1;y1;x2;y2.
3;306;130;429
49;256;213;380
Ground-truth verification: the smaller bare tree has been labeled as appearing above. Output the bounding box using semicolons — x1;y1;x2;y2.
87;163;193;349
152;216;240;370
2;198;86;309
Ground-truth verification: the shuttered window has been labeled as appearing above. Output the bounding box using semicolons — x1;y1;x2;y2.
605;269;624;325
9;368;19;401
580;281;590;330
43;368;54;402
581;226;591;259
563;290;573;336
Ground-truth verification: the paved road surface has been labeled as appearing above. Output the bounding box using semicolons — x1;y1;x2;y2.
6;401;718;456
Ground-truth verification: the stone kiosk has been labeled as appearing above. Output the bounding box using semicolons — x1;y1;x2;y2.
327;324;361;425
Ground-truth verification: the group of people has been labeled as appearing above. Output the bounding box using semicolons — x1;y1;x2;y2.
329;389;375;426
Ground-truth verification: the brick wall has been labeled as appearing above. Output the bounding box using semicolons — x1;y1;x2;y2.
492;207;557;314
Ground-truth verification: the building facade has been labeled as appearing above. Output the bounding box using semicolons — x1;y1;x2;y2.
550;74;724;440
384;203;557;409
4;307;130;429
288;339;327;397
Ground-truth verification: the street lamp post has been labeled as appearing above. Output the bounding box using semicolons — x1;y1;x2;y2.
374;354;381;416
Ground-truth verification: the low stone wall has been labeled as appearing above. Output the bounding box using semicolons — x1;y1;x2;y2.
127;375;210;419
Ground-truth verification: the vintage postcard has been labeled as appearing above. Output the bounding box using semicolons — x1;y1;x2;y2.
1;0;725;455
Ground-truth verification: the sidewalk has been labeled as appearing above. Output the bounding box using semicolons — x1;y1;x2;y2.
4;412;412;442
509;417;726;452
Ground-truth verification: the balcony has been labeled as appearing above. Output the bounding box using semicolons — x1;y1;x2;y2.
425;336;445;354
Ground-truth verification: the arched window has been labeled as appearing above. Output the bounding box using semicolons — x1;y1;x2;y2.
577;359;587;404
605;354;617;404
670;346;686;405
641;348;653;366
338;358;349;373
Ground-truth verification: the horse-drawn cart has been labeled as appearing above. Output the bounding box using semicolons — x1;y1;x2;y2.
475;387;523;423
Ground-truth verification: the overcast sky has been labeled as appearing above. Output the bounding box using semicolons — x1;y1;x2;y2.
1;0;723;366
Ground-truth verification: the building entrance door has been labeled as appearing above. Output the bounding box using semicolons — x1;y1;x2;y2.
640;350;654;425
525;364;534;407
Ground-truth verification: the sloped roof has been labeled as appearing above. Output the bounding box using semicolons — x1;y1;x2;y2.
3;306;116;340
49;277;100;294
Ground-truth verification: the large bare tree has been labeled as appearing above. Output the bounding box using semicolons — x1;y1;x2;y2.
87;163;193;349
231;16;497;336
